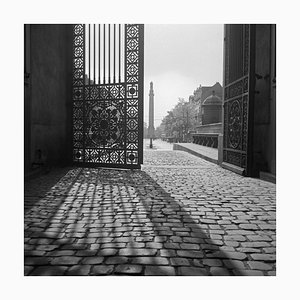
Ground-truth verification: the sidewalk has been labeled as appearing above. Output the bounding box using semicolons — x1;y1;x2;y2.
173;142;218;164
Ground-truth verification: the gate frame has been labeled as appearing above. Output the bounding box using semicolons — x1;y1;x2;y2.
71;24;144;169
221;24;256;176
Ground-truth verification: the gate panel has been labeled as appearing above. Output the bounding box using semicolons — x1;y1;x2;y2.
72;24;144;168
223;24;255;176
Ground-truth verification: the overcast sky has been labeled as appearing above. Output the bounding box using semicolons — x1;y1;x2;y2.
144;24;224;127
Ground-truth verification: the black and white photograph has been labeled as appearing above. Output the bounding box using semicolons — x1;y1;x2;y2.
24;22;277;276
1;0;300;299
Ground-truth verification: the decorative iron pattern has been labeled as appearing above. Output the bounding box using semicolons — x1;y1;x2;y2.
224;26;230;86
243;25;250;76
124;24;143;165
192;133;218;148
72;24;144;168
242;95;248;152
72;25;85;162
223;25;251;171
228;98;242;149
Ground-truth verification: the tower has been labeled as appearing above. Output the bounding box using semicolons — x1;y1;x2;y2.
148;81;155;148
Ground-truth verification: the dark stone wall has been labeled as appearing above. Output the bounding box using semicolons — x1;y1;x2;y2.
252;24;276;176
25;25;73;172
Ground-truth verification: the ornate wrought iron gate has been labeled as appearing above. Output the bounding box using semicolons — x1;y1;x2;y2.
223;25;255;176
72;24;144;168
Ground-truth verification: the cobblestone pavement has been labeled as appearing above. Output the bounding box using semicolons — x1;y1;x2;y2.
24;149;276;276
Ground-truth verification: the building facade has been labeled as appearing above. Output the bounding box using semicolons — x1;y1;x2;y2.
189;82;223;126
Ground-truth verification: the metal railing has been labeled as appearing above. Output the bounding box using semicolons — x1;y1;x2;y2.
192;133;219;148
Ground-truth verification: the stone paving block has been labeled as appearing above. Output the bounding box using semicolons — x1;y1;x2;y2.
258;224;276;230
205;239;224;246
180;243;200;250
268;271;276;276
127;242;146;248
250;254;276;262
223;260;246;269
61;244;87;250
158;230;173;236
115;264;143;275
239;224;259;230
176;232;191;237
263;247;276;254
24;244;35;251
209;234;223;240
50;256;82;265
113;237;132;243
24;266;34;275
137;236;155;242
209;230;225;235
207;251;247;260
77;238;97;244
178;267;208;276
183;237;201;243
169;236;183;243
233;269;264;276
119;248;157;256
25;257;51;266
131;257;169;265
224;235;246;242
66;265;91;276
241;242;270;248
170;257;190;266
75;250;97;256
81;257;105;265
202;259;223;267
237;248;261;253
100;242;126;249
145;266;176;276
105;256;129;265
159;249;176;257
28;238;54;245
47;250;76;257
90;244;101;251
30;266;68;276
25;250;46;256
91;265;115;275
163;242;180;250
219;246;236;252
172;227;191;232
247;235;273;242
200;219;217;224
218;220;231;225
176;250;204;259
247;261;273;271
222;224;239;230
210;267;231;276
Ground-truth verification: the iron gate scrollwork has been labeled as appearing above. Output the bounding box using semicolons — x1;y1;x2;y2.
223;24;254;175
72;24;144;168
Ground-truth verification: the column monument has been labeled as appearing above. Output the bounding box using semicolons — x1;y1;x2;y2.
148;82;155;148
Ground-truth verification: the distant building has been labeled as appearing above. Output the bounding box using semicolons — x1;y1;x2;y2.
189;82;223;125
201;91;222;125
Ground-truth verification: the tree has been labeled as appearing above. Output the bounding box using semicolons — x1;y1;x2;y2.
157;98;197;142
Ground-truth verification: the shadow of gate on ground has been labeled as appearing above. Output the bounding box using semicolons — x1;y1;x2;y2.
25;167;253;276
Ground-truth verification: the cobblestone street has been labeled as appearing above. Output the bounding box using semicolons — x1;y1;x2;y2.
24;143;276;276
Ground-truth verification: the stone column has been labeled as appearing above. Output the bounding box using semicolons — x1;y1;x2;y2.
148;81;155;148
